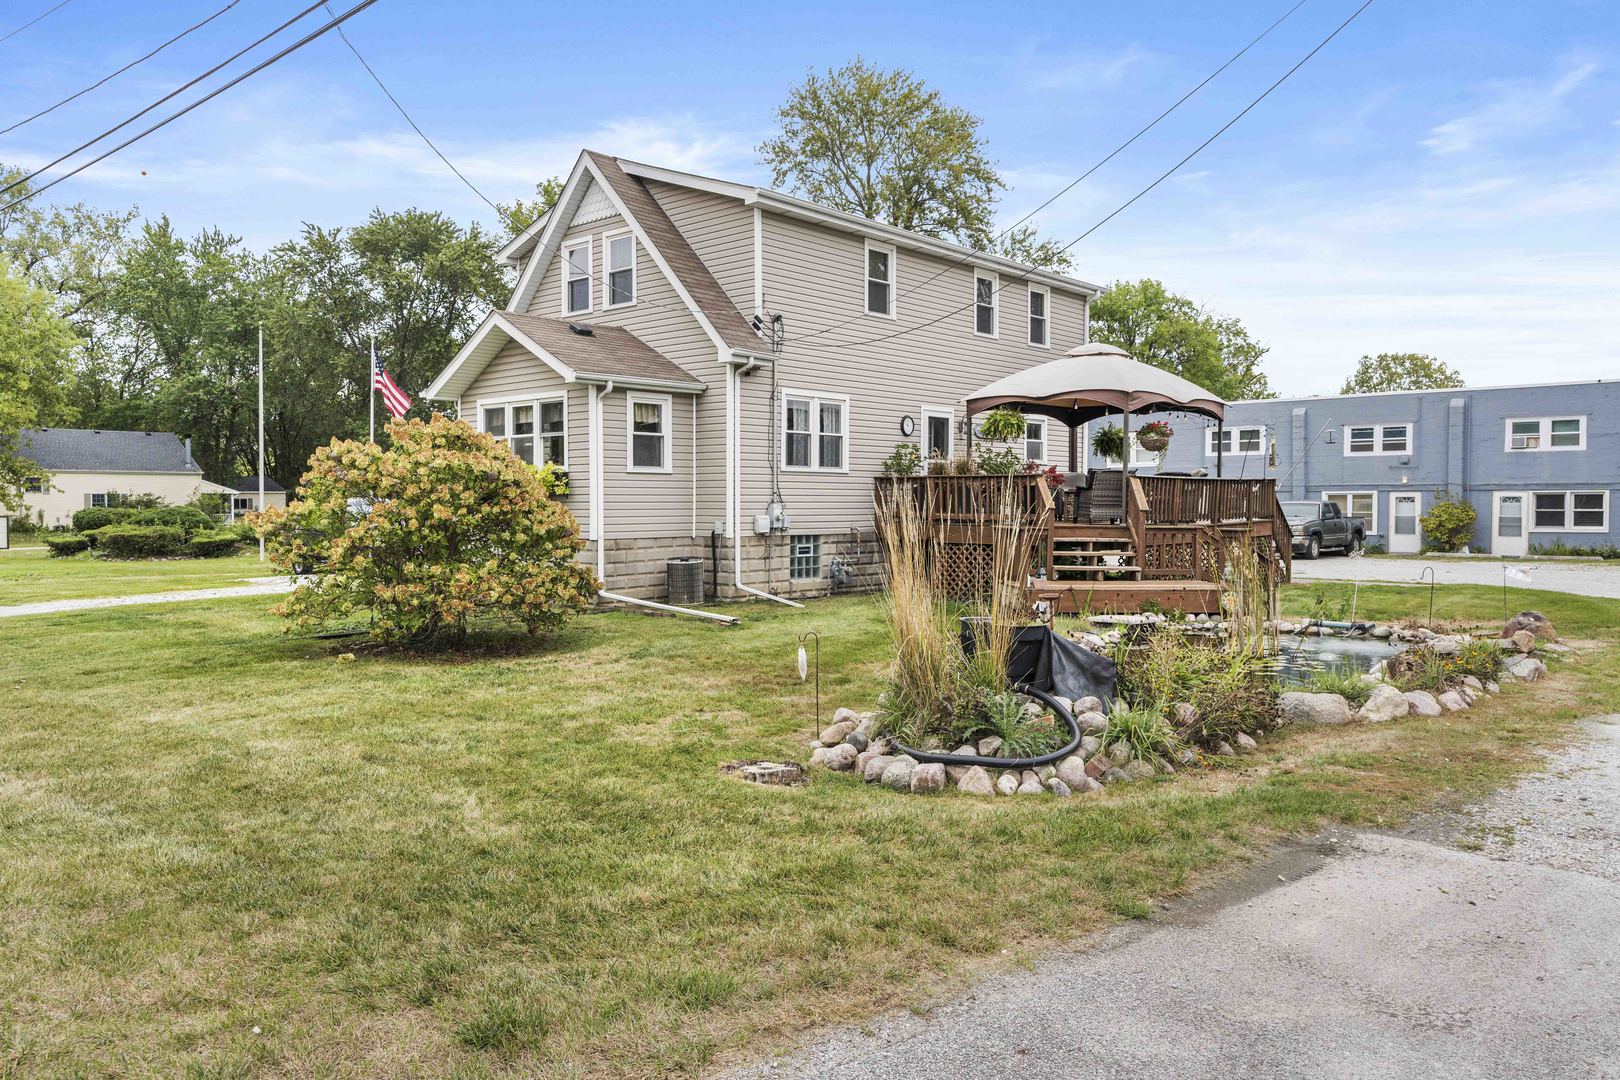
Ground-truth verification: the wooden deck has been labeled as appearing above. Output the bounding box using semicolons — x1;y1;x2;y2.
874;473;1292;614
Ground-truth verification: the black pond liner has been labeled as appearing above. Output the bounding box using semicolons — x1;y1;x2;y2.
891;623;1118;771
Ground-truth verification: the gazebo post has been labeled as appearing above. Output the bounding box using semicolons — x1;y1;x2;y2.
1067;422;1079;472
1120;407;1131;471
1216;419;1225;478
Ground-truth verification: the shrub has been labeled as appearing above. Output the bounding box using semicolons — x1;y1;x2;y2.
1532;540;1620;559
1115;629;1279;743
1101;700;1185;767
950;689;1064;758
129;505;214;537
183;531;242;558
71;506;137;533
188;492;230;519
1305;668;1373;707
44;534;89;557
226;522;257;542
1386;639;1501;693
1420;491;1477;553
92;524;184;558
255;415;600;644
974;446;1023;475
881;442;922;477
976;408;1027;442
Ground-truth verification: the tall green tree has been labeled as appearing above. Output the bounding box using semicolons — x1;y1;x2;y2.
0;262;78;508
1339;352;1462;394
1089;279;1274;401
497;176;564;234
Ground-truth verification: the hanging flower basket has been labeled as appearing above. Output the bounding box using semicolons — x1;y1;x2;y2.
1137;421;1174;453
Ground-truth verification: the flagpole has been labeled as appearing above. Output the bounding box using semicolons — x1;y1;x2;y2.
257;325;265;562
369;335;376;444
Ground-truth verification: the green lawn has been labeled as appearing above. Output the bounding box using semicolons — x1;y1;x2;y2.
1;586;1616;1078
0;546;274;605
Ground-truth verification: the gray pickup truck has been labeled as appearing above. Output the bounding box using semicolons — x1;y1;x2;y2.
1280;500;1366;559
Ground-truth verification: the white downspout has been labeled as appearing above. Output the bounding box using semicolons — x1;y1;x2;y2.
730;357;802;608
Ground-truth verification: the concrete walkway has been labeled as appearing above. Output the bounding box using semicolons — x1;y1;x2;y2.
730;716;1620;1079
0;577;296;619
1292;553;1620;599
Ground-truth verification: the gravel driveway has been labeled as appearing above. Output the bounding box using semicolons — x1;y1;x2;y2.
728;715;1620;1079
0;578;296;619
1291;554;1620;600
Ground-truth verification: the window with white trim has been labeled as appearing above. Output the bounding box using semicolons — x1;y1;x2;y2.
1206;426;1264;456
974;271;997;336
606;232;635;307
865;243;894;316
1027;287;1049;346
483;398;566;466
784;393;847;471
22;476;43;494
1506;416;1584;452
921;407;953;459
1324;491;1377;533
563;240;591;314
1532;490;1608;531
627;393;671;472
789;534;822;579
232;495;256;514
1344;422;1412;455
1129;434;1161;469
1024;418;1046;462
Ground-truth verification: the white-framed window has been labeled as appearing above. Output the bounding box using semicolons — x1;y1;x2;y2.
1024;418;1046;462
865;241;894;317
562;239;591;314
22;476;43;494
1531;490;1608;531
605;231;636;307
482;395;567;466
973;271;997;336
1206;426;1264;456
1344;422;1412;456
783;391;848;471
1324;491;1378;533
626;393;672;472
232;494;256;514
1506;416;1585;452
789;534;822;579
1027;286;1049;347
1129;434;1162;469
921;406;953;459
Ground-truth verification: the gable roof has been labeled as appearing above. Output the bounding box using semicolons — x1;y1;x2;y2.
228;475;286;494
425;311;706;401
17;428;201;474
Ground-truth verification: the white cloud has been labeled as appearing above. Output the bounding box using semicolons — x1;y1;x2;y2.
1422;58;1598;155
1025;46;1157;94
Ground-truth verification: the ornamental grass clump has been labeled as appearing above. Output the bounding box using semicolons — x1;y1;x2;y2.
254;414;599;645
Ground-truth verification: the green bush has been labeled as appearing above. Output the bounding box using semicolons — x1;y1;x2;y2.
183;531;242;558
71;506;137;533
1419;491;1477;553
974;446;1023;475
226;522;257;542
1113;629;1280;743
92;524;184;559
1306;668;1373;707
44;534;90;557
881;442;922;477
129;505;214;537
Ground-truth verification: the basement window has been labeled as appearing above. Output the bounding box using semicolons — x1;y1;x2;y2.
789;534;821;579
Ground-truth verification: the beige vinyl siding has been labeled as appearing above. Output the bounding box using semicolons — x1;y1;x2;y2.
740;209;1090;533
645;181;756;315
460;342;592;535
597;390;697;540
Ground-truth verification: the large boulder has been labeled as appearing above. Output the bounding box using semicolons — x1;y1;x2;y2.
823;743;859;771
1123;759;1156;781
880;757;916;791
1358;683;1411;724
1279;691;1355;726
910;762;947;794
994;771;1020;796
1077;711;1109;734
1501;611;1557;642
1504;655;1547;682
862;754;897;783
956;765;995;797
1404;690;1443;717
818;720;856;746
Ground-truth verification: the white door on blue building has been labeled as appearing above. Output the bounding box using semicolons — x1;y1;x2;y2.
1390;492;1422;553
1493;492;1528;557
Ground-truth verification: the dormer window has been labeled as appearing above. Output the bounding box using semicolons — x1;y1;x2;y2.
563;240;591;314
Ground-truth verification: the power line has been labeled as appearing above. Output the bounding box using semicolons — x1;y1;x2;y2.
1;0;385;214
0;0;330;199
1;0;244;137
0;0;74;46
789;0;1376;353
319;1;501;214
782;0;1313;348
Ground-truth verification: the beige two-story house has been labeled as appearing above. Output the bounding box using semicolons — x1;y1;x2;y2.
425;150;1099;602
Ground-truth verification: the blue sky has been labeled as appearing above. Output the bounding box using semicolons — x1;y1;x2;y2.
3;0;1617;395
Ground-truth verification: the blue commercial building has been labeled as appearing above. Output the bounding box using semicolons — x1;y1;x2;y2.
1076;378;1619;555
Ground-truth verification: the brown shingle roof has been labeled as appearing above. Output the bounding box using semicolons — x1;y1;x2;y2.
584;150;763;354
501;312;706;390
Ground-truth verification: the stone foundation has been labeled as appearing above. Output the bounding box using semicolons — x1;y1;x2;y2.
586;528;884;605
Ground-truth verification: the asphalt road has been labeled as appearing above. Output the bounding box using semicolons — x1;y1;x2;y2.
1290;553;1620;600
729;715;1620;1079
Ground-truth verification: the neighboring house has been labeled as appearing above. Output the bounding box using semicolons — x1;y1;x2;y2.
427;149;1099;601
224;476;288;522
12;427;232;527
1141;380;1620;555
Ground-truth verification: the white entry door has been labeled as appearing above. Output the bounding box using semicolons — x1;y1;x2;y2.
1389;492;1422;553
1493;492;1529;557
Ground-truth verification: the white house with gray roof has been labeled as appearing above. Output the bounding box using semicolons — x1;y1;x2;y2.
12;428;233;528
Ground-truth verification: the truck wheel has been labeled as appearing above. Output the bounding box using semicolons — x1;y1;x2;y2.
1347;534;1364;555
1304;535;1320;560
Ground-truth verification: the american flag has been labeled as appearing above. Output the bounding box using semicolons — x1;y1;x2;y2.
373;357;412;419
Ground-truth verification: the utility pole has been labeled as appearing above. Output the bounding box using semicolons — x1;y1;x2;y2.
257;325;266;562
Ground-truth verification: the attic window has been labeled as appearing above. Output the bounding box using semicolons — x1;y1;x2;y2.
606;233;635;307
564;241;591;314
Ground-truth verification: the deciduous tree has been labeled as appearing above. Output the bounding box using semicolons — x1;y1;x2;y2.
1088;279;1274;401
1339;352;1462;394
0;263;78;508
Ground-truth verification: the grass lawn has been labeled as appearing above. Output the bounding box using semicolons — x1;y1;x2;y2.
2;584;1617;1078
0;547;274;606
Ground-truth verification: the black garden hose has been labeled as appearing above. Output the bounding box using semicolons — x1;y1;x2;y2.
891;684;1084;770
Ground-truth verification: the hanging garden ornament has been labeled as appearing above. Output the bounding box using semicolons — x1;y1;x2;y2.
797;643;808;681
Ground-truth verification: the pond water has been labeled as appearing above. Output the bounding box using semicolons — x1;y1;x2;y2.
1267;635;1401;687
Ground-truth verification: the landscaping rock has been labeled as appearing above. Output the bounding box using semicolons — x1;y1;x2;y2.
1080;735;1103;756
1510;629;1537;654
956;765;995;797
843;731;869;753
1035;764;1057;782
1073;775;1105;795
1461;675;1484;691
1437;690;1469;712
853;715;877;738
1542;642;1571;654
831;706;860;726
1047;778;1073;798
1074;696;1103;714
1279;691;1355;726
1496;637;1519;651
910;763;946;794
1501;611;1557;642
1077;711;1108;734
818;720;856;746
1504;655;1547;682
1371;625;1393;639
809;746;830;767
1055;755;1088;790
1176;747;1199;766
1021;701;1044;720
1214;740;1237;757
1235;731;1259;751
1171;702;1199;729
945;745;976;782
823;744;859;771
1051;695;1074;715
1404;690;1443;716
880;758;916;791
1016;776;1045;795
1124;760;1156;781
867;738;891;757
1102;767;1131;784
977;736;1004;757
995;771;1020;796
1084;755;1112;780
1105;741;1133;765
1358;683;1411;724
1485;680;1500;694
862;754;897;783
1431;638;1460;656
1020;769;1041;788
855;749;879;773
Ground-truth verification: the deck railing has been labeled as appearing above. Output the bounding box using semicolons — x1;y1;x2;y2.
1139;475;1280;525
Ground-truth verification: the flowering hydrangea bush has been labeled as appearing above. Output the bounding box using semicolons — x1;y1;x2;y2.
253;414;599;644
